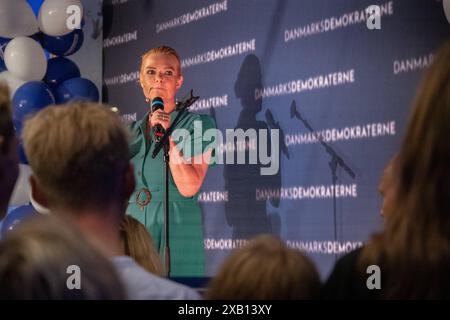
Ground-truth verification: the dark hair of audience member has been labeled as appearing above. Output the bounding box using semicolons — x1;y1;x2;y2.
0;82;19;220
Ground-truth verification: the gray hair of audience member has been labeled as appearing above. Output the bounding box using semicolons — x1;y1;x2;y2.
0;215;126;299
206;234;321;300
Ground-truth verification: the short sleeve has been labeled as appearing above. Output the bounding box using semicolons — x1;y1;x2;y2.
128;120;143;158
173;114;218;166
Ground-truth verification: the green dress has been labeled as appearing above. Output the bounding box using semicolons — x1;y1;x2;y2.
126;108;216;277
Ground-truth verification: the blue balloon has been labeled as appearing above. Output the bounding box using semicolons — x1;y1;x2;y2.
56;77;99;103
13;118;24;137
44;57;80;91
0;37;11;72
29;32;43;43
12;81;56;131
40;29;84;57
27;0;45;18
0;58;6;73
1;205;38;236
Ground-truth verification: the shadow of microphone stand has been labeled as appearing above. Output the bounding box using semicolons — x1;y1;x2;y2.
290;100;355;262
265;108;290;160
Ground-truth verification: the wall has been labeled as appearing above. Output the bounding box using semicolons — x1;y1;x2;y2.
103;0;450;278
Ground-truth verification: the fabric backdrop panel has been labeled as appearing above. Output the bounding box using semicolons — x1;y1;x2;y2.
103;0;450;278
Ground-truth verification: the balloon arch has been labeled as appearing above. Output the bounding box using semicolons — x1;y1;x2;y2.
0;0;99;233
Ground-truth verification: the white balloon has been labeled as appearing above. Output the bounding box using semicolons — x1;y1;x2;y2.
0;0;38;38
9;164;31;207
38;0;84;37
4;37;47;82
0;71;26;98
444;0;450;24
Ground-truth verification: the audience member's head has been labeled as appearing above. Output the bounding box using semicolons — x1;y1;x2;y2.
206;234;321;300
22;102;135;257
362;40;450;299
0;82;19;219
378;155;398;219
22;102;133;215
120;215;165;277
0;215;126;299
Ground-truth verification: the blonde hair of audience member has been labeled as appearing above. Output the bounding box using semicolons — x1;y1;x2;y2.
22;102;132;215
361;40;450;299
0;82;19;219
0;215;126;299
22;102;135;259
206;234;321;300
120;215;165;277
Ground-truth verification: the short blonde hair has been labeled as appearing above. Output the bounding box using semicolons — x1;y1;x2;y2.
206;235;321;300
22;102;131;210
140;45;182;75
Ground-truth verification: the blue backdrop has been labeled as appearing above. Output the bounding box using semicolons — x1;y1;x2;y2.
102;0;450;278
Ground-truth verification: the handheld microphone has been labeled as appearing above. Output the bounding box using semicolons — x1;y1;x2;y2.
151;97;166;142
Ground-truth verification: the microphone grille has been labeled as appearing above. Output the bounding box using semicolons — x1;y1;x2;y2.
151;97;164;111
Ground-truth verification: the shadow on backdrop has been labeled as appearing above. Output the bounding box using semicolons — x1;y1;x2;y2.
223;54;282;240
